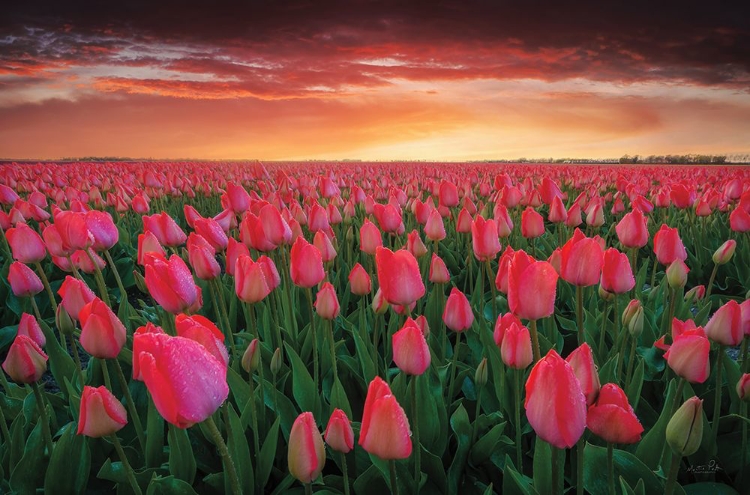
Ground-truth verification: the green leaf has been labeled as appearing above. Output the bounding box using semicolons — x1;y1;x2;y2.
38;319;77;399
145;476;200;495
44;422;91;495
10;422;45;494
447;404;472;494
257;416;280;489
421;448;448;494
626;359;645;411
682;482;739;495
532;437;552;495
330;376;353;420
470;421;506;465
636;378;677;470
352;464;390;494
226;403;254;495
284;342;320;418
145;397;165;468
583;442;674;495
502;454;539;495
168;425;196;484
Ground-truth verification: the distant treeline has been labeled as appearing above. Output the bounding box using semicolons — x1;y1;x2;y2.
618;154;727;164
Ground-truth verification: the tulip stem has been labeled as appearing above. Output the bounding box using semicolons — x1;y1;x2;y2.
372;313;381;376
29;296;43;324
649;257;658;290
211;279;236;358
599;301;609;358
529;319;540;363
607;442;615;495
204;415;242;495
70;338;85;388
739;401;747;486
110;433;142;495
389;459;400;495
305;483;314;495
711;345;724;455
247;374;261;464
305;288;320;392
340;452;351;495
550;444;561;495
448;331;461;402
31;381;54;456
664;452;681;495
576;285;584;345
486;260;497;320
412;374;421;493
671;378;686;417
438;288;446;363
514;369;523;469
577;437;585;495
327;318;338;382
740;335;748;374
112;357;147;452
625;334;637;390
86;248;111;306
103;250;127;310
0;404;11;446
67;255;83;280
100;358;113;390
34;261;59;316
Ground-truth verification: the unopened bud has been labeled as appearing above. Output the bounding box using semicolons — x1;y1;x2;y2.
666;396;703;457
271;347;283;376
666;260;689;289
241;339;260;374
475;358;488;388
598;285;615;302
712;240;736;265
55;305;76;336
627;306;644;337
684;285;705;303
133;270;148;294
622;299;641;328
371;288;389;314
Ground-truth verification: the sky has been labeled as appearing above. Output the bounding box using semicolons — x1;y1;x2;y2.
1;0;749;161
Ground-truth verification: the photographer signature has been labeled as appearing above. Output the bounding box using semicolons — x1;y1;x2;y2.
686;460;721;474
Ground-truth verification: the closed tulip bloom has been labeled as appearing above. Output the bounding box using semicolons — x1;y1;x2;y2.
240;212;275;252
429;253;450;284
175;314;229;367
525;350;587;449
315;282;340;320
70;249;106;275
313;230;337;262
325;409;354;453
601;248;635;294
471;215;501;261
494;204;514;237
225;183;250;213
666;397;703;456
375;247;425;306
79;297;127;359
43;224;73;258
439;180;459;208
443;287;474;332
257;255;281;291
392;318;431;375
501;321;533;369
187;233;221;280
705;300;743;346
241;339;260;373
730;206;750;233
653;224;687;265
359;219;383;255
521;207;545;239
18;313;45;347
406;230;428;258
8;262;43;297
616;208;649;249
666;259;690;289
348;263;372;295
144;254;202;314
712;239;736;265
259;203;291;246
665;328;710;383
495;246;515;294
137;230;166;265
742;300;750;337
194;217;228;252
494;312;523;347
371;288;389;314
288;412;326;484
737;374;750;402
290;236;326;288
566;343;601;406
3;333;47;383
225;238;249;277
424;209;446;241
132;328;228;428
359;376;412;459
142;212;187;247
183;204;203;228
235;255;271;303
85;210;119;252
132;193;150;214
6;223;46;263
548;196;568;223
58;276;96;321
685;285;706;303
565;203;583;227
508;251;558;320
77;385;128;438
561;229;604;287
55;210;94;251
587;383;643;444
308;202;331;233
585;202;605;228
548;248;562;274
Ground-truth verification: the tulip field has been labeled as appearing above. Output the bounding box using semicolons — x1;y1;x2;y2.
1;160;750;495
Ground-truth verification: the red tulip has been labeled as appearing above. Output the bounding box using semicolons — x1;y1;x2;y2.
144;254;202;314
77;385;128;438
494;204;514;237
471;215;501;261
653;224;687;265
58;275;96;320
443;287;474;332
507;250;558;321
375;247;425;306
501;319;533;369
79;297;127;359
290;236;326;288
521;207;545;239
132;326;228;428
85;210;119;251
705;300;743;346
225;238;250;277
392;317;431;375
730;206;750;233
525;350;587;449
548;196;568;223
54;210;94;251
616;209;649;249
137;230;166;265
194;217;228;253
142;212;187;247
18;313;45;347
313;230;337;262
406;230;428;258
424;209;446;241
187;233;221;280
665;328;710;383
183;204;203;228
561;228;604;287
359;376;412;459
601;248;635;294
6;223;46;263
439;180;459;207
71;249;106;274
234;255;271;303
565;203;583;227
289;412;326;483
225;183;250;213
132;193;150;214
359;219;383;255
315;282;340;320
8;261;43;297
587;383;643;444
493;312;522;347
325;408;354;454
175;314;229;367
348;263;372;295
495;246;515;294
2;334;47;383
308;202;331;233
429;253;450;284
456;208;473;233
565;343;601;406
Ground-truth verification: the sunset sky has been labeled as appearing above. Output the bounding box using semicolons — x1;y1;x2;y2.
1;1;749;161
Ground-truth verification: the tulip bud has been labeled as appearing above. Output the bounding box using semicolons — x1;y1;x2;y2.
288;412;326;484
2;334;48;383
627;305;645;337
18;313;46;347
475;358;488;388
314;282;340;320
77;385;128;437
55;305;76;336
371;288;389;314
271;347;283;376
598;285;615;302
324;408;354;454
712;239;736;265
8;261;43;297
684;285;706;303
666;259;690;289
622;299;641;328
133;270;148;294
737;374;750;402
242;339;260;373
666;397;703;456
